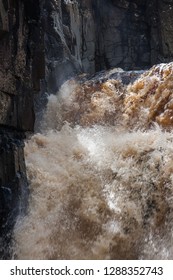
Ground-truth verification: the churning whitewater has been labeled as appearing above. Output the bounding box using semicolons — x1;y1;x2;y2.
13;63;173;259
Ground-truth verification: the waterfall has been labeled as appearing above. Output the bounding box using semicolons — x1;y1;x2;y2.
13;63;173;259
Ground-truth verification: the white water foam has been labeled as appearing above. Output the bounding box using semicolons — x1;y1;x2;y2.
13;64;173;259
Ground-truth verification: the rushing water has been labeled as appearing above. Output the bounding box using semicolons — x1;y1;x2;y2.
13;63;173;259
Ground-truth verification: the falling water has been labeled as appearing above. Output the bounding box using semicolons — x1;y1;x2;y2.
13;63;173;259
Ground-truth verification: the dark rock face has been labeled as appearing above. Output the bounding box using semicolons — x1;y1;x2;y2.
42;0;173;92
40;0;82;94
0;130;28;258
94;0;150;70
0;0;44;258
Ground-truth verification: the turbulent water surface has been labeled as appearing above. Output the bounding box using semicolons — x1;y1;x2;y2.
14;63;173;259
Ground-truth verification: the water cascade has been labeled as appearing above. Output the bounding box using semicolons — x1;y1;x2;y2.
13;63;173;259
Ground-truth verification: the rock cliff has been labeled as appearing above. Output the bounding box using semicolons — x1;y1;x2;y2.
1;0;173;258
43;0;173;93
0;0;44;258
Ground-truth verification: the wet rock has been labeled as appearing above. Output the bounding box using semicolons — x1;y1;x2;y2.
0;130;28;259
